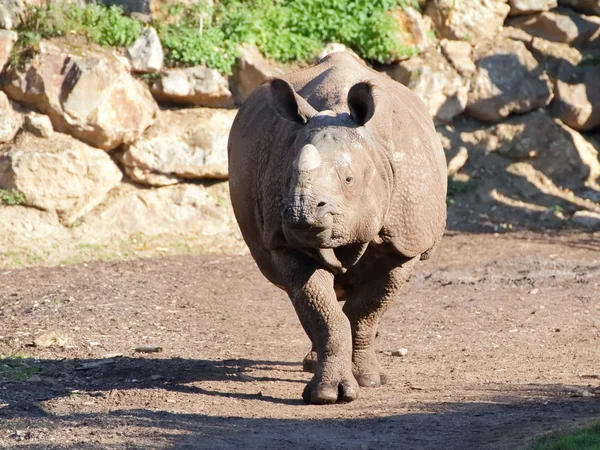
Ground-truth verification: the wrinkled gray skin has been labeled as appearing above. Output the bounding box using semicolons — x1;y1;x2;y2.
228;53;447;404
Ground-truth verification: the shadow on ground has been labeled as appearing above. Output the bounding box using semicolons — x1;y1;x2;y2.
1;356;599;449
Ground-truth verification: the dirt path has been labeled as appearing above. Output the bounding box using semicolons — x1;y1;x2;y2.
1;232;599;449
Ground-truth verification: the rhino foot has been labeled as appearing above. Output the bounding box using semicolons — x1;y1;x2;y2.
302;374;359;404
355;372;388;387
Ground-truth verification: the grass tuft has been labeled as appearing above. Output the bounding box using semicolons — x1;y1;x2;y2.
529;422;600;450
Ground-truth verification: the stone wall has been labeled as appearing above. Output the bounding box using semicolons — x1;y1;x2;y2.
1;0;600;267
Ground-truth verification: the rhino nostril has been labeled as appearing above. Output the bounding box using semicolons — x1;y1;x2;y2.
317;201;326;208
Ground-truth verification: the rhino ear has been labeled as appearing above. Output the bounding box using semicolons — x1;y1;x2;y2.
348;82;375;126
270;78;317;125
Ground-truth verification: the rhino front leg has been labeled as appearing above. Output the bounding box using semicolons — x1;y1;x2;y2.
343;255;418;387
273;250;359;404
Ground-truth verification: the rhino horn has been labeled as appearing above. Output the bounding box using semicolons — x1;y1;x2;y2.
294;144;322;172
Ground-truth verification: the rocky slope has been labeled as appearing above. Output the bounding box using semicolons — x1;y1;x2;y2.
1;0;600;268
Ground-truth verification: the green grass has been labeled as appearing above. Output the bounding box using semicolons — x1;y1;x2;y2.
0;353;42;382
0;189;25;206
529;422;600;450
16;0;420;75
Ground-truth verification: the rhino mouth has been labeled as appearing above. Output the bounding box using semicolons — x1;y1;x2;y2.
282;224;334;247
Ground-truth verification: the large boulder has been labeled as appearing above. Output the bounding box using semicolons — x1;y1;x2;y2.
230;45;284;105
466;39;553;122
550;62;600;131
0;91;22;144
439;39;476;77
149;66;233;107
82;181;233;238
506;8;600;46
119;108;237;186
384;47;469;124
0;132;122;224
0;30;18;72
527;36;582;79
481;109;598;187
389;6;433;56
2;40;158;150
126;26;163;73
558;0;600;16
508;0;557;15
425;0;511;41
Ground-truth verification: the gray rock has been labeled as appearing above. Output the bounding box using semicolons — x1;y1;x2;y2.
0;30;18;72
0;132;122;224
466;39;553;122
384;47;469;125
506;7;600;46
425;0;510;41
508;0;557;16
0;91;22;144
571;210;600;228
2;40;158;150
230;44;284;105
120;108;237;186
150;66;233;107
551;62;600;131
558;0;600;16
126;26;163;73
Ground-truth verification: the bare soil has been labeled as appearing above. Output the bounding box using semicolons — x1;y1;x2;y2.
1;231;599;449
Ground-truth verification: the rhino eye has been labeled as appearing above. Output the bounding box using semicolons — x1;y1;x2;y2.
345;176;354;184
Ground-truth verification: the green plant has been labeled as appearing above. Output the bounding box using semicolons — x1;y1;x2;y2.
19;3;142;47
0;189;25;206
0;353;42;382
529;422;600;450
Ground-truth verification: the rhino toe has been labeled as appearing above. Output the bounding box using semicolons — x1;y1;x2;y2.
302;376;359;404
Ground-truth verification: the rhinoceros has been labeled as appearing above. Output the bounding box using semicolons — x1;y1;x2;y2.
228;52;447;404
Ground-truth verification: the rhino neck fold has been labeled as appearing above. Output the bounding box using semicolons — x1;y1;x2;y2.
313;243;369;274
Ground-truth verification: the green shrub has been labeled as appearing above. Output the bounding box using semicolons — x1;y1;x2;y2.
19;2;142;47
529;422;600;450
16;0;420;74
0;189;25;206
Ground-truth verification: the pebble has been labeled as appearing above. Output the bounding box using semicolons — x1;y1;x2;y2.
391;348;408;357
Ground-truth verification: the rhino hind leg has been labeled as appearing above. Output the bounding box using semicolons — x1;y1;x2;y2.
343;256;418;387
273;249;359;404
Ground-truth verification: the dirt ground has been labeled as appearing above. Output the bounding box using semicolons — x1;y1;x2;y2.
1;231;599;449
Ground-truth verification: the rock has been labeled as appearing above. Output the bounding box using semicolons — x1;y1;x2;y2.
571;210;600;228
126;26;163;73
317;43;359;60
0;132;122;224
34;331;70;348
508;0;557;16
390;6;433;56
83;182;233;237
384;47;468;124
481;109;597;187
24;112;53;138
391;348;409;357
2;40;158;151
149;66;233;107
550;62;600;131
558;0;600;16
120;108;237;186
0;91;22;144
230;44;284;105
0;205;69;248
0;0;42;30
506;8;600;46
425;0;510;41
439;39;476;77
527;37;582;80
0;30;18;72
466;39;553;122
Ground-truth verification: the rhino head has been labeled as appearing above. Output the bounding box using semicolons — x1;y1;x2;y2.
270;79;390;253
